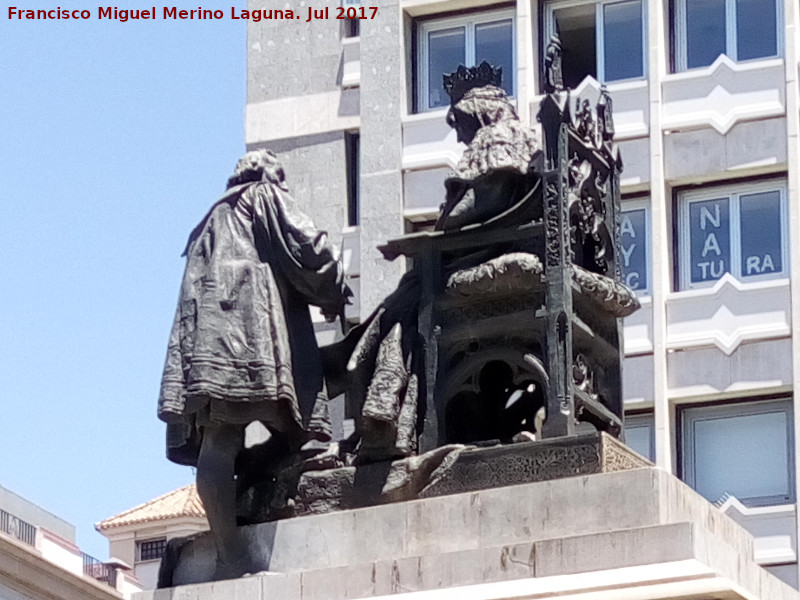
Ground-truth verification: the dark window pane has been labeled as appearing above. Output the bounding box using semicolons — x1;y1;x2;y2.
686;0;726;68
343;16;359;38
620;208;648;291
603;0;644;81
737;0;777;60
475;20;514;95
428;27;465;109
554;4;597;87
345;133;359;227
139;539;167;561
689;198;730;284
740;190;782;277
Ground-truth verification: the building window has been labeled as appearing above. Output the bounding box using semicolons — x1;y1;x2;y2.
625;412;654;461
620;199;650;296
677;179;787;290
674;0;780;70
546;0;645;88
342;16;359;38
137;538;167;562
416;9;515;112
345;132;360;227
680;399;794;506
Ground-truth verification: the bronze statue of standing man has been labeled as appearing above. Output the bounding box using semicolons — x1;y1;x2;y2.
157;149;351;577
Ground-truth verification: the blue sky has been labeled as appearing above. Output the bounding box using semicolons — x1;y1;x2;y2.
0;3;246;559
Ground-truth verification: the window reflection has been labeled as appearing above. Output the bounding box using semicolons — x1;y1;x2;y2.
682;401;793;506
427;27;465;109
736;0;778;61
475;20;514;97
602;1;644;81
686;0;726;69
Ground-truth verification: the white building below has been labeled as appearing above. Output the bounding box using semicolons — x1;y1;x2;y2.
0;483;140;600
96;484;208;591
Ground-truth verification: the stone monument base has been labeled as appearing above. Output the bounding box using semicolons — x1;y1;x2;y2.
140;435;799;599
282;432;646;518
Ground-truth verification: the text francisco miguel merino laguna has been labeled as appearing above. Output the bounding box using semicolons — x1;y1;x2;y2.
7;6;378;21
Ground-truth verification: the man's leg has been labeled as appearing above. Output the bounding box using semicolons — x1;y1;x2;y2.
196;423;246;573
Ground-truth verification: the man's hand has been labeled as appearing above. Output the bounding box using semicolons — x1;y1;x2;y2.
322;283;353;329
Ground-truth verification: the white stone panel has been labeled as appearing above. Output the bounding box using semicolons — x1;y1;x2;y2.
118;572;144;598
402;0;512;17
39;530;82;576
618;138;651;189
717;498;797;565
341;228;361;321
666;275;791;355
340;227;360;278
341;38;360;89
664;118;787;182
403;168;449;216
245;90;360;144
623;354;654;406
662;56;785;135
624;298;653;355
667;338;793;398
134;561;160;592
402;110;463;171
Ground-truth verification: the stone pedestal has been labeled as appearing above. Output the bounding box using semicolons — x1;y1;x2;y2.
289;433;646;517
139;437;800;600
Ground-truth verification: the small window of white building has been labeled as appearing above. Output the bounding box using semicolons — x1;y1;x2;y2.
677;179;788;290
545;0;646;88
673;0;781;71
416;10;515;112
137;538;167;562
680;399;794;507
620;199;650;296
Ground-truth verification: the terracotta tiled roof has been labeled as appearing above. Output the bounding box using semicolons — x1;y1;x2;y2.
96;484;206;531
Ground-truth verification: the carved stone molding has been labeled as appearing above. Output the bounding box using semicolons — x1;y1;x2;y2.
662;56;785;135
439;294;540;327
601;434;653;472
445;252;544;297
666;274;791;355
573;265;641;318
420;432;650;499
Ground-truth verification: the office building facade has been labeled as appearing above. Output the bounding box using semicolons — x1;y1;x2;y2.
244;0;800;587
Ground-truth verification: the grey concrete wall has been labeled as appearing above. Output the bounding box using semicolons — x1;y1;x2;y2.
664;118;788;183
246;0;344;105
623;353;655;404
358;2;406;317
0;485;74;543
618;137;651;187
667;338;793;395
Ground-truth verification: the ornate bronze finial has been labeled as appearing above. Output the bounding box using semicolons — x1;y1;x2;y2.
574;97;595;143
597;85;615;141
544;36;564;93
443;61;503;104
